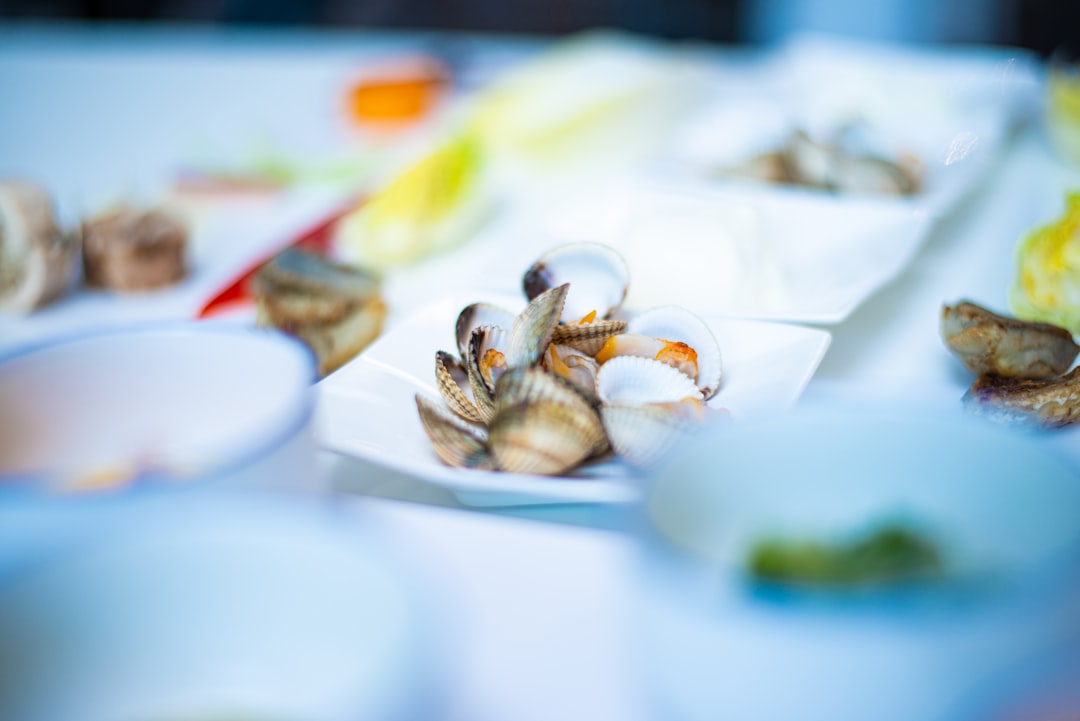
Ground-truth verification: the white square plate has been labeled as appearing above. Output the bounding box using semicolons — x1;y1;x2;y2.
538;178;933;325
668;33;1039;219
314;291;831;507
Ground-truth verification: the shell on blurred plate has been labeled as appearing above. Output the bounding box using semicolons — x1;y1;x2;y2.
488;367;607;476
627;305;723;400
523;242;629;322
415;393;495;470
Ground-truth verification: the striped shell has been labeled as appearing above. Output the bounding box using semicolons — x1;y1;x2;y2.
601;400;706;468
487;367;606;476
595;355;703;406
434;350;483;423
465;325;508;422
505;283;568;369
551;317;628;356
415;394;495;470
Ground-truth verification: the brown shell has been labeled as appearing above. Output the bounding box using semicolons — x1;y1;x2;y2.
941;300;1079;380
415;394;495;469
505;283;569;369
551;318;628;357
434;350;484;424
487;367;606;475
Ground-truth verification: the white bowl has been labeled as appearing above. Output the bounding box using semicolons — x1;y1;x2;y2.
0;321;317;495
0;493;440;721
636;402;1080;721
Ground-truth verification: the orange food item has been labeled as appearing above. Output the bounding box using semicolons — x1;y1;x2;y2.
347;57;448;125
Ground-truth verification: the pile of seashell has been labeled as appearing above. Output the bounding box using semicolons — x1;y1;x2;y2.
415;242;724;476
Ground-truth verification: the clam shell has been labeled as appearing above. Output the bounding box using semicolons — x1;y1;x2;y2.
415;394;495;470
456;302;515;359
551;318;628;356
523;243;630;322
595;356;702;406
488;367;606;475
629;305;723;400
506;283;568;369
601;400;704;468
434;350;483;424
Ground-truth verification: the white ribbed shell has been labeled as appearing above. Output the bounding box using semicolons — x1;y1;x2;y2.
628;305;723;400
595;356;702;406
600;402;699;468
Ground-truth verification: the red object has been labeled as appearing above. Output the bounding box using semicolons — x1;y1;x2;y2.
196;204;354;319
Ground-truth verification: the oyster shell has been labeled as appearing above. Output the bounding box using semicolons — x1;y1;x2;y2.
962;367;1080;429
523;243;629;322
941;300;1079;380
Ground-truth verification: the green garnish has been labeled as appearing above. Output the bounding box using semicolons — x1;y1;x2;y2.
748;523;943;587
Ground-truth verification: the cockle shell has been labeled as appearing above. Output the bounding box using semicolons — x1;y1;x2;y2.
434;350;484;423
456;302;515;359
465;325;508;422
487;367;606;476
601;399;706;468
595;355;703;406
551;316;628;356
595;355;709;468
523;243;629;322
594;333;700;382
415;394;495;470
506;283;569;368
628;305;723;400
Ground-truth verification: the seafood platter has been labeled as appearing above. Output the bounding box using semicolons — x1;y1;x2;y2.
315;242;831;506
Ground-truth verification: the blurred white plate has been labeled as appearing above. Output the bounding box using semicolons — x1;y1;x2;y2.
0;187;349;354
541;178;933;325
668;33;1039;219
314;291;831;506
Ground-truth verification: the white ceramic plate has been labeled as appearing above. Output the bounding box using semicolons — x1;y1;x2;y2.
668;33;1039;220
538;178;933;325
0;188;350;355
314;291;831;507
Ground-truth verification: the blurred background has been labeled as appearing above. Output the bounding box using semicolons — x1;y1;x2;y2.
0;0;1074;55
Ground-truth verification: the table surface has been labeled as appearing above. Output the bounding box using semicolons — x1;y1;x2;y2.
3;22;1080;720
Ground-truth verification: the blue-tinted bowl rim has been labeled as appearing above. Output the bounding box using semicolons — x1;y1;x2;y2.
640;402;1080;616
0;320;318;501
